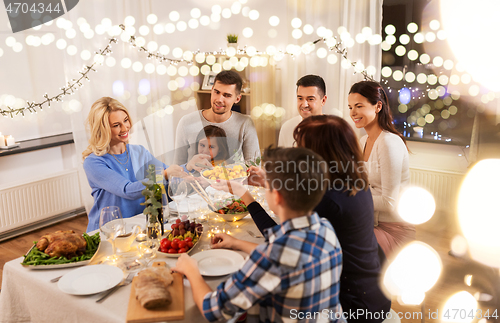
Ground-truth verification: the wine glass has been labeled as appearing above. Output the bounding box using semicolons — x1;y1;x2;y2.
99;206;125;265
167;176;188;223
138;241;157;267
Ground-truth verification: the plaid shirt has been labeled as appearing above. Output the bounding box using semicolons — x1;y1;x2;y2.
202;212;343;323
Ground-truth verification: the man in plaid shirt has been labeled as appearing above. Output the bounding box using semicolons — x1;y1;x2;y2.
173;147;343;322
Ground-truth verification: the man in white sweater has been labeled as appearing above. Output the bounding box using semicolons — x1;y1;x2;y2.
278;75;329;147
173;70;260;166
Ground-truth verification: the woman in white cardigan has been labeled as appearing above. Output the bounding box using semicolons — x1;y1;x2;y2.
348;81;415;258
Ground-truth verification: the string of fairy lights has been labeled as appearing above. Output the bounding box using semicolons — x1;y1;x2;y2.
0;24;375;119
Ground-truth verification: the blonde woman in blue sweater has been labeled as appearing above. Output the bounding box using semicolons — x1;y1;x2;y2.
82;97;183;232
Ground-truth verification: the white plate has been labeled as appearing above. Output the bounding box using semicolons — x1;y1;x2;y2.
58;265;123;295
191;249;245;276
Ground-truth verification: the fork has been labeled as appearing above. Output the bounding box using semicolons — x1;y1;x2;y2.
247;230;264;238
50;275;63;283
96;273;135;303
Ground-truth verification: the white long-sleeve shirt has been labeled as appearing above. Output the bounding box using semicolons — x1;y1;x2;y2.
360;131;410;224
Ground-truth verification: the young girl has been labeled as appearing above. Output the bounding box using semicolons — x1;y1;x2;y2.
184;125;230;173
348;80;415;258
82;97;182;231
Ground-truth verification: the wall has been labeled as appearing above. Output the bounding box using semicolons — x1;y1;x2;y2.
0;144;78;188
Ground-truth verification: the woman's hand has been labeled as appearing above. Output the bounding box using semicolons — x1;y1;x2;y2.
211;233;238;250
211;180;247;197
171;253;199;277
248;166;266;187
186;154;212;172
165;165;186;179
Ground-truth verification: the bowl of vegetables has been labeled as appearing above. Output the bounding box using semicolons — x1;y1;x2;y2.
212;198;249;222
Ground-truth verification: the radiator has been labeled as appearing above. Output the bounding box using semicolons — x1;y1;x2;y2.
409;167;465;214
0;169;83;237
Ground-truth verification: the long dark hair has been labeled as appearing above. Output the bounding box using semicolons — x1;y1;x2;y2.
196;125;230;163
349;81;407;147
293;115;369;196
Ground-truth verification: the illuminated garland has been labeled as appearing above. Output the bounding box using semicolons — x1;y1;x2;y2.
0;38;116;118
1;25;375;118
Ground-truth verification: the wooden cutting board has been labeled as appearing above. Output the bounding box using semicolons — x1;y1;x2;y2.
126;262;184;323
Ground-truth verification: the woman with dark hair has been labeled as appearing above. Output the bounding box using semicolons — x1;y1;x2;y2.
183;125;230;173
348;80;414;258
213;115;391;323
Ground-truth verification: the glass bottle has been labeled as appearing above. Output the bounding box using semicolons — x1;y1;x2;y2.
147;212;161;243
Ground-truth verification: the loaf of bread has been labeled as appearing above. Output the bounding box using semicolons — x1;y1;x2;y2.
135;266;174;309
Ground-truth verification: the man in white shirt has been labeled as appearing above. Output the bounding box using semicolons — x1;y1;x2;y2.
278;75;328;147
174;70;260;168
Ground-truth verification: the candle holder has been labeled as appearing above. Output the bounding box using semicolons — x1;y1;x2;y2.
0;135;19;149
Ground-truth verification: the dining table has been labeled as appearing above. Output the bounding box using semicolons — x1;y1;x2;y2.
0;211;270;323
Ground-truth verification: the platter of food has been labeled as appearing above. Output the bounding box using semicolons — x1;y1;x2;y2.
200;163;248;185
21;230;101;269
213;198;249;222
157;219;203;257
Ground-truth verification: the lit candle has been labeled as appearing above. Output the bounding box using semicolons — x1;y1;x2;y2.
0;133;5;147
6;135;15;146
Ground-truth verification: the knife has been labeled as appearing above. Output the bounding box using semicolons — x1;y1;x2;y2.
96;272;134;303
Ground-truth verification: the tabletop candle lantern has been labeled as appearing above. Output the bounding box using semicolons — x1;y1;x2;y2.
0;133;17;148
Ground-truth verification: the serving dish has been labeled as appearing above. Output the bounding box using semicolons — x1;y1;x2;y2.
200;163;248;185
21;232;101;269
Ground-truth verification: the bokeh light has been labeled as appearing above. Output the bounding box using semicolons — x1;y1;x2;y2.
383;241;442;304
442;291;477;323
398;187;435;224
458;159;500;268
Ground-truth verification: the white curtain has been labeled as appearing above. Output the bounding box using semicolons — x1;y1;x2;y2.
0;0;382;214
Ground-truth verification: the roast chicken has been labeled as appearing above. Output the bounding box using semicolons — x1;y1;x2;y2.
36;230;87;258
135;266;174;309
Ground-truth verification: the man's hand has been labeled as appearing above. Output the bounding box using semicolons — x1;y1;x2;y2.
187;154;212;172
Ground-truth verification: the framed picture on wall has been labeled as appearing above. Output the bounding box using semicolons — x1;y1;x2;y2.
202;72;216;90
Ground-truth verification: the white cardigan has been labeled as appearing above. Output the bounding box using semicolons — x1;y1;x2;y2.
360;131;410;224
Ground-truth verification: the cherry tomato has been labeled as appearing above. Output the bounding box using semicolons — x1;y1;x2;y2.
160;246;168;253
178;241;187;249
178;248;187;253
172;238;180;244
168;248;178;254
161;240;171;249
187;241;194;248
184;237;193;242
160;239;169;248
176;218;181;224
171;241;179;249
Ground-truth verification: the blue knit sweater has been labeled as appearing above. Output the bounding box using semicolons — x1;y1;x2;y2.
83;144;167;232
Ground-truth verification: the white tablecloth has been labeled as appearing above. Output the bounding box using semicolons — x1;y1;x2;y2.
0;214;267;323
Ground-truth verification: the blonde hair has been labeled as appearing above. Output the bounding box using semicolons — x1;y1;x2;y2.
82;97;132;160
